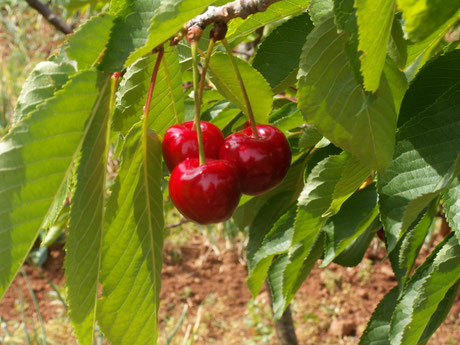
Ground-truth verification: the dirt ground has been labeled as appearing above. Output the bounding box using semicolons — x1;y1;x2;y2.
1;235;459;345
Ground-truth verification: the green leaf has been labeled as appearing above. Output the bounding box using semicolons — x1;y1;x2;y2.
268;231;325;319
98;0;162;72
378;83;460;251
0;70;110;300
14;61;76;122
66;14;115;71
125;0;215;67
297;15;397;171
58;0;109;13
113;48;184;134
270;103;304;135
418;279;460;344
382;58;408;114
97;124;164;345
226;0;311;41
208;52;273;124
65;74;111;345
443;175;460;243
355;0;395;92
398;50;460;127
387;15;408;69
252;13;313;91
322;185;379;266
399;200;438;282
405;13;459;75
396;0;460;42
358;286;399;345
332;219;377;267
247;206;296;296
309;0;333;24
293;151;370;248
389;234;460;345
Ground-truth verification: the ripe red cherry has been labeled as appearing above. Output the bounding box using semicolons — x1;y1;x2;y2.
162;121;224;172
219;124;291;196
169;158;241;225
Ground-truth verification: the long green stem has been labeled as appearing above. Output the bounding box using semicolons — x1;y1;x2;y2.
222;38;259;138
191;41;206;165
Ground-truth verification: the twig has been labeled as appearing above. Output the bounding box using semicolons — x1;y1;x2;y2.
165;219;190;229
186;0;281;30
25;0;73;35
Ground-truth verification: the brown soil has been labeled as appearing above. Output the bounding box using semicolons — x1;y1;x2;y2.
1;237;459;345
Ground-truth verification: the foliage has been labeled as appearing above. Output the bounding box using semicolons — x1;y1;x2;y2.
1;0;459;344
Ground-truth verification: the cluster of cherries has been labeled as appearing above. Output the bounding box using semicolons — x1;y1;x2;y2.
162;121;291;224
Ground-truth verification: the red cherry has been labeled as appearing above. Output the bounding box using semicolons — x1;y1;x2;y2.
162;121;224;172
219;124;291;196
377;228;385;242
169;159;241;225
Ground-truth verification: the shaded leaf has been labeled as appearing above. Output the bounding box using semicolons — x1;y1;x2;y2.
309;0;333;24
322;185;379;266
253;13;313;91
443;175;460;243
398;50;460;127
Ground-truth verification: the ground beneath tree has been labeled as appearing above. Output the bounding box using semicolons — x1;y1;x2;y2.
1;235;459;345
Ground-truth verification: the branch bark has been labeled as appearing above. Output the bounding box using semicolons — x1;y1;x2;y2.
25;0;73;35
186;0;282;30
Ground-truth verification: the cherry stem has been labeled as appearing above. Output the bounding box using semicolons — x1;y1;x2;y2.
222;38;259;138
143;47;164;126
191;41;206;166
198;38;216;117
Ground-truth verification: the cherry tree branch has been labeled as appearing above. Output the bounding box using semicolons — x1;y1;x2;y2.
186;0;281;29
25;0;73;35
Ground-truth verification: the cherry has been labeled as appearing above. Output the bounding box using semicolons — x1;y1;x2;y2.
376;228;385;242
219;124;291;196
169;158;241;225
162;121;224;172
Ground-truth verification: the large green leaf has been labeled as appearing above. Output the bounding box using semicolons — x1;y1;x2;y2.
65;75;111;345
389;234;460;345
99;0;162;72
0;70;110;300
226;0;311;41
355;0;395;91
125;0;215;67
252;13;313;91
396;0;460;41
398;50;460;127
208;52;273;124
113;48;184;133
378;83;460;251
58;0;109;13
14;61;75;122
297;15;397;171
443;176;460;243
322;185;379;267
358;286;399;345
97;124;164;345
66;14;115;71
